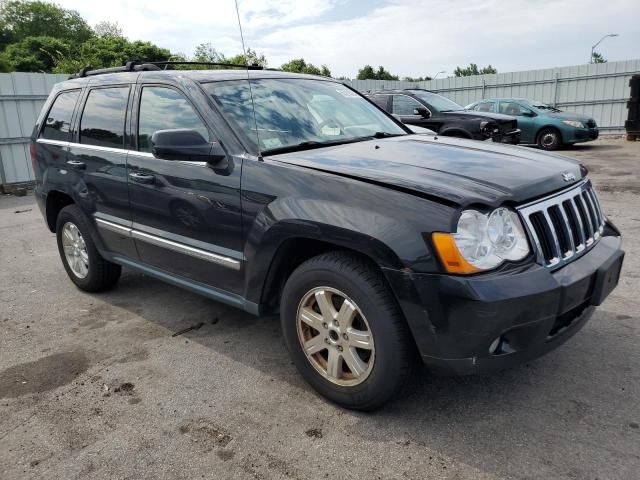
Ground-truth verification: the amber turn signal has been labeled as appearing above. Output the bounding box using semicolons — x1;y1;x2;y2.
432;232;481;274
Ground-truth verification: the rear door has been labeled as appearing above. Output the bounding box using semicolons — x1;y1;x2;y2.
67;83;137;258
126;82;244;294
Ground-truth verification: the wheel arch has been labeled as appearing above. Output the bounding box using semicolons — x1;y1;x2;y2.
439;127;473;139
45;190;74;232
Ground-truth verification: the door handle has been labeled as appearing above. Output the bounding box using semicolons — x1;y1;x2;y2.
66;160;86;170
129;172;155;184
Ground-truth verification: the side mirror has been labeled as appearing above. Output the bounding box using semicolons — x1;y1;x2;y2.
414;107;430;118
151;129;226;164
521;110;536;117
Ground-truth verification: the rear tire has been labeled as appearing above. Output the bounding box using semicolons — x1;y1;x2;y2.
56;205;121;292
537;127;562;150
280;252;413;410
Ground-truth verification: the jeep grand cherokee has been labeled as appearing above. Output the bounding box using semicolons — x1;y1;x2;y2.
31;63;624;410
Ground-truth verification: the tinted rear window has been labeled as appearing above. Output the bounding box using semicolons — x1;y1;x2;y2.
80;87;130;148
40;90;80;141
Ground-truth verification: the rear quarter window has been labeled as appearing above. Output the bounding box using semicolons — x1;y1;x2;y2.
40;90;81;141
79;87;130;149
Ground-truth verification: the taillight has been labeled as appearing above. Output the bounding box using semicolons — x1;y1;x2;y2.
30;142;37;173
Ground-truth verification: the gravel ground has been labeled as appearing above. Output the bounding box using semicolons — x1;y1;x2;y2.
1;137;639;480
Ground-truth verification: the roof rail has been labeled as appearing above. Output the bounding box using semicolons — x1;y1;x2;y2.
68;60;264;80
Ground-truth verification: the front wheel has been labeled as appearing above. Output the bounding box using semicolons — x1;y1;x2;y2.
537;127;562;150
280;252;414;410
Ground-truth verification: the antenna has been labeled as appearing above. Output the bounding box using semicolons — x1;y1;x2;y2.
234;0;262;160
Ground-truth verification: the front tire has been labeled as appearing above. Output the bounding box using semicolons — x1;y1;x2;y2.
537;127;562;150
280;252;413;410
56;205;121;292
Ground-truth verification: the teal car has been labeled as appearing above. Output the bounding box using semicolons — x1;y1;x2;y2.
465;98;599;150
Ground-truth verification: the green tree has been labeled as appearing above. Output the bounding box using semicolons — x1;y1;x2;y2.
1;35;68;72
94;21;123;38
356;65;399;80
591;51;607;63
0;0;93;48
453;63;497;77
227;48;268;68
53;36;171;73
281;58;331;76
403;75;431;82
193;42;225;63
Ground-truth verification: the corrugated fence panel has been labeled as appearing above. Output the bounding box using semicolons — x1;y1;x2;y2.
0;72;66;184
1;62;639;184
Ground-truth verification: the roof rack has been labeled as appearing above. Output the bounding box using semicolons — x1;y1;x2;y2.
69;60;263;79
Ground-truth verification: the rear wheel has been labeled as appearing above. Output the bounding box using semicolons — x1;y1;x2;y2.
56;205;121;292
280;252;413;410
537;127;562;150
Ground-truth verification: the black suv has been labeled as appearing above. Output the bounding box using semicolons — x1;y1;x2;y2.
32;64;624;410
367;88;521;143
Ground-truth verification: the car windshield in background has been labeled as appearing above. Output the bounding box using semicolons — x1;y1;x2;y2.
202;79;406;154
524;100;562;113
407;90;464;113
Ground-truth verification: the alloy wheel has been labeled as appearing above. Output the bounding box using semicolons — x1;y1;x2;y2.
61;222;89;278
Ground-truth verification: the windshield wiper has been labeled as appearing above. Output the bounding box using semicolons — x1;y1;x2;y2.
261;132;404;156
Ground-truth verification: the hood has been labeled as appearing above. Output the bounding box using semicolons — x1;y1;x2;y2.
446;110;516;122
270;135;584;207
546;111;594;123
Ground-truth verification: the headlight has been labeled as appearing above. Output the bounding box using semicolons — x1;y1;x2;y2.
433;207;530;273
562;120;585;128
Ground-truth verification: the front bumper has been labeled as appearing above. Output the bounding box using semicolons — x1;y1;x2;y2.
383;234;623;375
566;127;599;143
491;128;521;144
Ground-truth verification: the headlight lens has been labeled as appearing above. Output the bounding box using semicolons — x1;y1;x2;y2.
452;207;530;270
562;120;585;128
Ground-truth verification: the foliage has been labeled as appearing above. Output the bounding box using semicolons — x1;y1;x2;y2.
94;21;123;39
0;35;68;72
52;36;171;73
591;51;607;63
0;0;93;48
356;65;399;81
453;63;497;77
281;58;331;76
403;75;431;82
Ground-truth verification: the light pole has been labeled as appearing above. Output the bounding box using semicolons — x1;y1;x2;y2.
590;34;619;63
432;70;445;80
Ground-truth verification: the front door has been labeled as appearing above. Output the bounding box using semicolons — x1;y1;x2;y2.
391;94;432;128
126;84;244;294
498;101;537;144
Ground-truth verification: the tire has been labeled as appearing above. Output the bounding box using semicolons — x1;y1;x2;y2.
56;204;121;292
537;127;562;150
280;252;414;410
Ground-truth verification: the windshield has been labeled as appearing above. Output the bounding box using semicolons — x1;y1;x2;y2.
523;99;562;113
406;90;464;112
202;78;406;154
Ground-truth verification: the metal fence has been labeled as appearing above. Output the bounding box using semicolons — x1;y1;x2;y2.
345;59;640;134
1;59;639;186
0;72;67;186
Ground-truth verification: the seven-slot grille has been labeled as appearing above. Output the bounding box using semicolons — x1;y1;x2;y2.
517;181;605;269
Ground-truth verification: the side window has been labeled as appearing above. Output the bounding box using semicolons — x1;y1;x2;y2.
40;90;80;141
499;102;530;116
80;87;129;148
369;94;390;110
392;95;424;116
472;101;495;112
138;86;209;153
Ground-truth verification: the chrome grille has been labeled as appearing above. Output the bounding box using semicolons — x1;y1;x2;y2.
517;181;605;269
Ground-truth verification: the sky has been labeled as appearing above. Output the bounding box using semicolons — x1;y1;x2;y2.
56;0;640;78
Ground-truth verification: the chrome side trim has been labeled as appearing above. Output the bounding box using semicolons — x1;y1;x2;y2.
94;216;240;270
36;138;69;147
131;230;241;270
95;218;132;236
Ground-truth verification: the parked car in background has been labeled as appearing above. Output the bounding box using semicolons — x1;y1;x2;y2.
466;98;599;150
366;89;520;143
